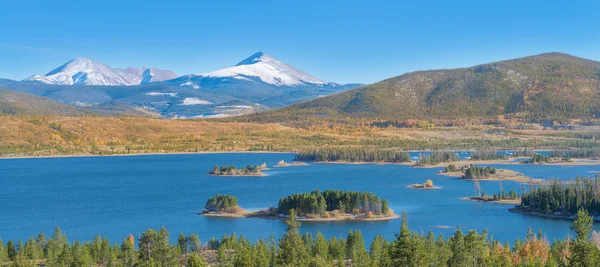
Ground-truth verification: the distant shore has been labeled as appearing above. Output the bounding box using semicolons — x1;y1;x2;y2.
0;151;292;160
3;152;600;167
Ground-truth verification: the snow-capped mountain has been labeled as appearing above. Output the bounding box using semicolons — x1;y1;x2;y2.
24;57;177;86
4;52;361;118
200;51;327;86
172;52;351;90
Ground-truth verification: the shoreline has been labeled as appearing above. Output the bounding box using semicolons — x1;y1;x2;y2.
460;197;521;205
2;151;599;167
200;210;400;222
438;169;538;183
209;173;267;177
0;151;293;160
507;208;600;222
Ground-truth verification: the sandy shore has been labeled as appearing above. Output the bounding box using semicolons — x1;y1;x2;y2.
438;168;536;183
273;162;309;167
460;197;521;205
210;173;267;177
406;184;440;190
200;210;400;222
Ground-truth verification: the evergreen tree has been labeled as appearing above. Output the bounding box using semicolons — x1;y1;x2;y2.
187;253;207;267
448;226;469;267
277;209;308;266
7;240;17;261
178;233;188;255
370;234;390;267
570;209;600;266
120;235;136;267
0;239;8;263
188;233;201;253
389;212;427;266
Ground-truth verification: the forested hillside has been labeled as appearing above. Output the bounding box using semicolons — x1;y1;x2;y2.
0;88;94;116
233;52;600;122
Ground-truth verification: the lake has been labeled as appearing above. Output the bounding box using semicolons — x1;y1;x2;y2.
1;153;599;245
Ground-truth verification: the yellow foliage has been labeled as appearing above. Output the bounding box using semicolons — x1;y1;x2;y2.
513;237;550;265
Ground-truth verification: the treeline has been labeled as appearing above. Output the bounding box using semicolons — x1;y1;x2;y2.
492;189;520;200
476;190;520;201
524;154;551;164
464;165;497;179
551;148;600;159
276;190;389;216
415;151;460;166
470;150;507;160
209;164;265;175
519;176;600;216
294;148;410;163
3;211;600;266
204;194;239;213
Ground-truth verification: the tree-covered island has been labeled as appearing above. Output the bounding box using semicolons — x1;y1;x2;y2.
200;190;397;221
209;163;267;176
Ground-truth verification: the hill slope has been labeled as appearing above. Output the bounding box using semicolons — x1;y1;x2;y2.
239;52;600;122
0;88;94;116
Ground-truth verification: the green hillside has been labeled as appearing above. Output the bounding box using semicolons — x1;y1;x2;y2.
0;88;94;116
234;52;600;122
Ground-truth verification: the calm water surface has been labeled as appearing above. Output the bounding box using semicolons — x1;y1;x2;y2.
1;153;599;244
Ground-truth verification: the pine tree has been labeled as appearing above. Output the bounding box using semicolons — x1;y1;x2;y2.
187;253;207;267
277;209;308;266
0;239;8;262
570;209;600;266
389;212;427;266
7;240;17;261
448;226;469;267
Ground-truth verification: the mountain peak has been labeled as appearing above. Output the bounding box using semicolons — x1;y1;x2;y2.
199;52;327;86
25;58;177;86
235;51;274;66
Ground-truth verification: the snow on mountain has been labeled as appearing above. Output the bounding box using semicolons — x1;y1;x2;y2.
196;52;328;87
24;57;177;86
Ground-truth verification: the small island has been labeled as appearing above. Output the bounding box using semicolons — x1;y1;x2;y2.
274;160;308;167
407;179;437;189
439;164;532;182
200;194;246;217
200;190;398;221
209;163;267;176
460;189;521;204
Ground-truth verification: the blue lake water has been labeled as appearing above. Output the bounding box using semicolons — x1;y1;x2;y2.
1;153;599;245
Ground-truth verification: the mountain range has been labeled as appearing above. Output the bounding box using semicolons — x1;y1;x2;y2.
3;52;599;121
25;57;178;86
236;52;600;122
0;52;361;118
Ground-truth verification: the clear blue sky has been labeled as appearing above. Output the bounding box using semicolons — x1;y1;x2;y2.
1;0;599;84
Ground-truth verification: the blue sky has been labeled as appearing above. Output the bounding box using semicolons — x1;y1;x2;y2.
1;0;599;84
